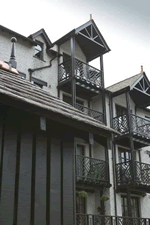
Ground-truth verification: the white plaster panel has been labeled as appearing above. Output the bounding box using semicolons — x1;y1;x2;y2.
86;193;96;214
93;142;105;161
60;40;86;62
113;93;135;116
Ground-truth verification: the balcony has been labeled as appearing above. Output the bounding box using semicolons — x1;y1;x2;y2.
76;214;150;225
113;114;150;147
58;59;103;98
116;161;150;192
74;103;104;123
76;155;109;187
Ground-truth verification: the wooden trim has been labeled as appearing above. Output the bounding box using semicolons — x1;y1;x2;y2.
13;120;22;224
46;123;51;225
0;118;5;201
61;139;63;225
30;126;37;224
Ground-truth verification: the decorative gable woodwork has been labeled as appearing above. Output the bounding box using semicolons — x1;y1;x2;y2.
133;75;150;95
78;24;105;48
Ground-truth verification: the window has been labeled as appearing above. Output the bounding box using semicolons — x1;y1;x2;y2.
34;41;43;60
31;77;47;89
119;147;131;164
116;105;127;116
121;196;140;217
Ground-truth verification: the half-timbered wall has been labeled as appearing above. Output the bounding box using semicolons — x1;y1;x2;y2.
0;105;76;225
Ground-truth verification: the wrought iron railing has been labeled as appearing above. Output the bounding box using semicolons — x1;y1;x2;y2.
76;214;150;225
58;59;102;88
116;161;150;187
76;155;108;184
113;114;150;139
74;103;104;123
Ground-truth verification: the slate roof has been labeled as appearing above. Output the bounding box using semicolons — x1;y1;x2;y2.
106;73;142;93
0;68;119;135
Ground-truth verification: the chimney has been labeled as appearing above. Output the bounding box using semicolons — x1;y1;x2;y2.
0;37;18;75
9;37;17;69
141;65;144;73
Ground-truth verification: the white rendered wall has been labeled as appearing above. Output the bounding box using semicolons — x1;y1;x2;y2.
59;40;86;63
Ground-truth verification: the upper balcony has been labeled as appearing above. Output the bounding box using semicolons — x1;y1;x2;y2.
58;59;103;98
113;114;150;148
116;161;150;193
76;155;109;187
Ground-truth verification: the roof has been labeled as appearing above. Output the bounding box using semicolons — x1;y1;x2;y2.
0;68;119;136
106;73;142;93
28;29;52;48
53;19;110;61
0;25;36;45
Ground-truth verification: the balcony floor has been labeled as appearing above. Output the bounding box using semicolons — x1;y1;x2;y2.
58;79;101;98
114;133;150;149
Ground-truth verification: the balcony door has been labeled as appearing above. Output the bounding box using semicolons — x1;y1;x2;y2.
76;195;86;225
119;148;132;183
121;196;140;217
76;144;85;180
119;148;131;164
116;105;128;133
63;94;84;106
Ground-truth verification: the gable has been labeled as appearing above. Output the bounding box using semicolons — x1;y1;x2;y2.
130;73;150;107
131;74;150;95
75;20;109;51
29;29;52;48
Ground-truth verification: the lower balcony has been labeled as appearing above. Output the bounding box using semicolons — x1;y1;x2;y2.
76;214;150;225
74;103;104;123
116;161;150;192
76;155;109;187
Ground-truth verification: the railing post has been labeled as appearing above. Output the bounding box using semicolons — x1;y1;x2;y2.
146;219;149;225
112;216;116;225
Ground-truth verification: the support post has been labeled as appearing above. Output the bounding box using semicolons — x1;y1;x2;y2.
100;55;106;124
57;45;60;98
71;36;76;107
109;92;117;218
127;190;132;217
125;92;135;182
105;139;110;185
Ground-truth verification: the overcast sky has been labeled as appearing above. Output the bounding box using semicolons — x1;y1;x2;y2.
1;0;150;87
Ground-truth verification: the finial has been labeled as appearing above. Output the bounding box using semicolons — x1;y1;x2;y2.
90;14;92;20
141;65;143;73
9;37;17;69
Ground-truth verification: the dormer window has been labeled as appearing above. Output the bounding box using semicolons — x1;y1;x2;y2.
34;41;43;60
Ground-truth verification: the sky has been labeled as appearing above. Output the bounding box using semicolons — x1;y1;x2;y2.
1;0;150;87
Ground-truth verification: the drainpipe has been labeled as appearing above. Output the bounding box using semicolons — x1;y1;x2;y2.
28;53;60;82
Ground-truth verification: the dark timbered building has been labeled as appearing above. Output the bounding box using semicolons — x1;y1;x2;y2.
0;18;150;225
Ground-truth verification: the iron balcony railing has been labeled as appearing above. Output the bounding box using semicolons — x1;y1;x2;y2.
58;59;102;88
76;155;108;185
74;103;104;123
113;114;150;139
116;161;150;187
76;214;150;225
